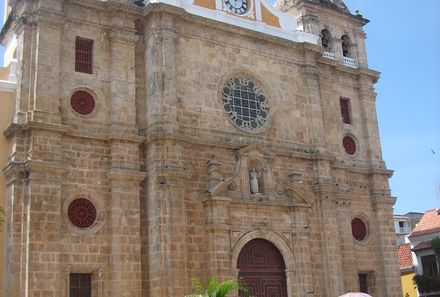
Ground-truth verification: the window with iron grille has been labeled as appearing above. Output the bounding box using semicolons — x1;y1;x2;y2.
358;273;368;293
340;98;351;124
421;254;439;277
70;273;91;297
75;37;93;74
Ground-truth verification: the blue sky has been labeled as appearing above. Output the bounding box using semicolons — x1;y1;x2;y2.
1;0;439;215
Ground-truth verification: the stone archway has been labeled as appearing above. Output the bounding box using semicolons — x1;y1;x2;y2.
237;239;288;297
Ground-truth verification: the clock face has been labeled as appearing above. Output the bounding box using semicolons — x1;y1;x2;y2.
225;0;248;15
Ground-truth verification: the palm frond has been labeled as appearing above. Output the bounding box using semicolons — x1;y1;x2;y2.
215;279;241;297
191;278;205;295
186;277;252;297
206;277;220;296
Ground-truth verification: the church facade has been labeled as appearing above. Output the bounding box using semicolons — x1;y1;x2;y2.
0;0;401;296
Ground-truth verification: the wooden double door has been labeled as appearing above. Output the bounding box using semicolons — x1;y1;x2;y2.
238;239;288;297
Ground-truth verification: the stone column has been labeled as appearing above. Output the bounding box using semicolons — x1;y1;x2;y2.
333;38;344;63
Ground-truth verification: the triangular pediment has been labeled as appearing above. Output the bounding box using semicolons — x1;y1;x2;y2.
238;144;276;159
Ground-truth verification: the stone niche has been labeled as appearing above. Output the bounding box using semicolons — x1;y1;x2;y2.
206;144;313;207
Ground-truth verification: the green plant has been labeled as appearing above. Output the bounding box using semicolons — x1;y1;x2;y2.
413;274;440;293
432;237;440;264
185;277;251;297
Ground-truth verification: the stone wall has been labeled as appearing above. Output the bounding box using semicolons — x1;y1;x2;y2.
2;0;401;296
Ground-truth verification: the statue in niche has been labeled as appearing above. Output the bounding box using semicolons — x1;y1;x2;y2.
249;168;261;194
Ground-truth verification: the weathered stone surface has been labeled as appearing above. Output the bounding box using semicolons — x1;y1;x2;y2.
1;0;401;296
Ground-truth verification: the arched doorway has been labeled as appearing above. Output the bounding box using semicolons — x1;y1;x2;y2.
237;239;288;297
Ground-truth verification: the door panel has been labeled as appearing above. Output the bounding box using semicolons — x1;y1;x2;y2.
238;239;288;297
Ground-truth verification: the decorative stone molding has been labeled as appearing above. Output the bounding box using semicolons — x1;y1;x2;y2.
207;144;314;207
67;87;103;119
231;228;295;271
351;213;372;245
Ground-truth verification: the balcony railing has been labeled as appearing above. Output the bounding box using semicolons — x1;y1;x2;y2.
322;52;358;69
343;57;357;68
323;51;335;60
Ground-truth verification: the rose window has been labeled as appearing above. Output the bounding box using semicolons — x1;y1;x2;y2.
70;91;96;115
222;77;269;133
68;198;97;228
351;218;367;241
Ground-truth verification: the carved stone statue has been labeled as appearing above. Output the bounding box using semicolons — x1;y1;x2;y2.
249;168;261;194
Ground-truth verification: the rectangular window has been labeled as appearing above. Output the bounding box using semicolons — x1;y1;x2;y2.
75;37;93;74
358;273;368;293
421;254;439;277
70;273;91;297
340;98;351;124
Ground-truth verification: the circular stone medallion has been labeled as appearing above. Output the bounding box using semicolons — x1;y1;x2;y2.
351;218;367;241
222;77;269;133
70;91;96;115
67;198;97;228
343;136;356;155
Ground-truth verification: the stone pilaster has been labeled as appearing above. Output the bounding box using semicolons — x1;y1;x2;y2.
354;28;368;68
3;169;26;297
144;12;179;134
313;158;344;297
12;5;36;124
290;208;314;296
109;20;139;136
203;197;232;279
107;168;144;297
145;138;189;297
4;158;66;297
336;194;358;292
301;43;327;152
357;73;384;167
10;3;64;125
372;194;401;297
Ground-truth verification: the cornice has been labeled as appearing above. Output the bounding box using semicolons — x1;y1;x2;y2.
317;58;380;83
2;158;67;181
0;80;16;92
3;121;144;143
